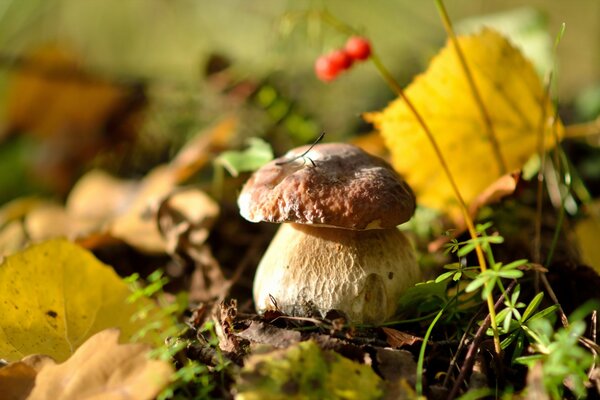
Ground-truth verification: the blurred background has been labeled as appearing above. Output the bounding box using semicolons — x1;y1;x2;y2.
0;0;598;204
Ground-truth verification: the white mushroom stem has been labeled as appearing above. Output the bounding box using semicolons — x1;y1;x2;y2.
253;223;420;324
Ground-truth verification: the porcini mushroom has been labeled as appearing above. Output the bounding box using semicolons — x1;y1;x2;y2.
238;143;420;324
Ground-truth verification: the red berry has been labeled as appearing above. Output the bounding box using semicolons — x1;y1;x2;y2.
345;36;371;61
328;49;353;71
314;55;339;82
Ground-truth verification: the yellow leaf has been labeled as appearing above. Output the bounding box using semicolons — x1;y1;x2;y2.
27;329;173;400
575;212;600;275
365;29;563;219
0;239;151;362
235;340;382;400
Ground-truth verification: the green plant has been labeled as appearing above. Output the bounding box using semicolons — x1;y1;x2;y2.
126;270;230;400
517;317;594;398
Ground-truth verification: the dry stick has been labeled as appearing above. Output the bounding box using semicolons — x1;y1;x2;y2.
434;0;507;175
442;305;488;388
442;306;483;387
447;280;517;400
369;53;502;355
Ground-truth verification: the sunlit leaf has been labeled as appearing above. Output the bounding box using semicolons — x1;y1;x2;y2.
0;239;156;362
235;340;382;400
575;212;600;274
365;28;563;219
215;138;274;177
27;329;172;400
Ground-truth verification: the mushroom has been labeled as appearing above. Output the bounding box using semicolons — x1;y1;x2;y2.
238;143;420;324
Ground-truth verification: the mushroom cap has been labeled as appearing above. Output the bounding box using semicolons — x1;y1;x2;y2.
238;143;415;230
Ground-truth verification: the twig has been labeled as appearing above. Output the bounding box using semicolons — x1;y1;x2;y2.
443;304;488;388
447;280;516;400
370;51;502;355
539;271;569;328
275;131;325;167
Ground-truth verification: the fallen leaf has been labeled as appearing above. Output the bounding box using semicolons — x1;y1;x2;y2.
0;239;156;362
235;340;383;400
66;169;138;223
27;329;173;400
365;28;562;220
0;355;55;400
0;220;27;257
24;201;99;242
236;321;301;349
381;327;422;348
575;209;600;274
171;117;238;182
375;347;416;380
4;45;145;193
157;188;220;256
0;362;37;400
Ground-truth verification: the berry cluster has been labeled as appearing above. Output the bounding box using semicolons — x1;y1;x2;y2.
314;36;372;82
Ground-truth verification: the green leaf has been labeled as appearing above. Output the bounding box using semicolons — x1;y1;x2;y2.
497;269;523;279
397;280;448;314
522;292;544;321
465;277;486;293
235;340;383;400
434;270;456;283
502;259;529;270
215;138;274;177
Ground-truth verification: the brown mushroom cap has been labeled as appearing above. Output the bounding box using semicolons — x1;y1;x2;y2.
238;143;415;230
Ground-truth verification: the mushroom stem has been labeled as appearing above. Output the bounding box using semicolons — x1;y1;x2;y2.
253;223;420;324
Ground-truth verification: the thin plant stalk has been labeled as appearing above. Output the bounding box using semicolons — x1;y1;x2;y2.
370;53;502;355
434;0;507;175
416;303;448;397
313;7;502;354
533;74;552;266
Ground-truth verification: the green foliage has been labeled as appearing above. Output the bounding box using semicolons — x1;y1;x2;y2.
517;318;593;398
214;137;274;177
235;340;383;400
424;224;597;398
127;270;229;400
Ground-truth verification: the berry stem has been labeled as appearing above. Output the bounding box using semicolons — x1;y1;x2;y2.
370;51;502;355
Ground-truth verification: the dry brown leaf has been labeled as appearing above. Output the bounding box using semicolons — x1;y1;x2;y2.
66;169;138;223
171;117;238;182
27;329;173;400
236;321;302;349
4;45;145;192
157;188;220;256
0;355;55;400
381;327;422;348
0;362;38;400
24;202;99;242
0;220;27;257
1;117;227;255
